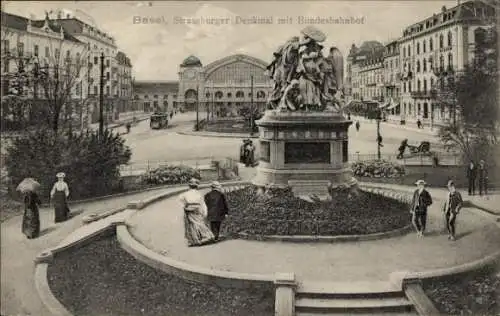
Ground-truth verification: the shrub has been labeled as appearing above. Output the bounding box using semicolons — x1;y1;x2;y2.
5;128;131;201
141;165;201;185
351;160;405;178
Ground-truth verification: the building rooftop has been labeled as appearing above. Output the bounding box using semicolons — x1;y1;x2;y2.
133;81;179;93
402;0;496;38
181;55;202;67
1;11;82;43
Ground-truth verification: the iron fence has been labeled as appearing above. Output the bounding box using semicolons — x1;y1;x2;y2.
349;152;462;166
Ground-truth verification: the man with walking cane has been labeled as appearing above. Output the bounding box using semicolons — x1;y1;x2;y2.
410;180;433;237
443;180;463;241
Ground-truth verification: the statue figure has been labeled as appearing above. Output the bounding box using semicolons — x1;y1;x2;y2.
266;26;346;112
278;79;302;111
296;37;323;108
266;36;300;109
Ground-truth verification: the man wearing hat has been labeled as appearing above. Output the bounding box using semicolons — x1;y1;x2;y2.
442;180;463;241
204;181;230;240
410;180;433;237
477;160;488;196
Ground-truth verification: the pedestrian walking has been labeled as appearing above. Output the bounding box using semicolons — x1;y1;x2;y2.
478;160;488;196
355;120;360;132
17;178;42;239
417;119;422;129
377;134;384;147
240;139;250;163
245;140;255;167
347;112;351;120
179;178;215;247
125;122;131;134
204;181;230;241
410;180;433;237
397;139;408;159
50;172;71;223
466;160;477;196
442;180;463;241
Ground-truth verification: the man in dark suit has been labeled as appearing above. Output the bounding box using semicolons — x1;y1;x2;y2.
466;160;477;196
204;181;230;240
442;180;463;241
411;179;433;237
478;160;488;196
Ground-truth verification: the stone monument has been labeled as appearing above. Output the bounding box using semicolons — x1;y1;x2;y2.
253;26;357;199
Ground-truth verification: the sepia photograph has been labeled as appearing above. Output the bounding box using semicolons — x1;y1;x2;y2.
0;0;499;315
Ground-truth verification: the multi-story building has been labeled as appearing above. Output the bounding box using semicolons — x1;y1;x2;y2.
398;0;496;126
382;40;401;121
345;41;385;115
133;81;178;114
53;9;121;123
1;11;89;123
115;51;135;115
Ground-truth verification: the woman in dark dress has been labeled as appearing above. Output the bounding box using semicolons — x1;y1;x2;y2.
50;172;70;223
22;191;41;239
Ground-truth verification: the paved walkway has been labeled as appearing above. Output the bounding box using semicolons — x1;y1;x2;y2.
0;187;179;316
128;184;500;286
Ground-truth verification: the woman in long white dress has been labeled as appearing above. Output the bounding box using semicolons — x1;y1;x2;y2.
179;178;215;247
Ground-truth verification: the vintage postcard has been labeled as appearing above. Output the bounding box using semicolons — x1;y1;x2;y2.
1;1;499;315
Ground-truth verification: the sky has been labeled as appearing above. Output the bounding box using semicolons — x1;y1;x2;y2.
3;0;458;80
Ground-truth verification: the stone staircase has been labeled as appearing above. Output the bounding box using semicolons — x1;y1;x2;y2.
295;282;418;316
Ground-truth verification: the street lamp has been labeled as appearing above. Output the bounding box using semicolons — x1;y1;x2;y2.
376;109;383;160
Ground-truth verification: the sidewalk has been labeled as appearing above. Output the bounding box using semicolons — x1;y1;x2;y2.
0;186;178;316
128;184;500;285
351;115;439;137
177;130;258;138
88;112;150;131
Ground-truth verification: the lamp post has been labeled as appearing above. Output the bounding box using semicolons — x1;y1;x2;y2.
376;109;382;160
195;84;199;131
250;75;254;135
99;52;104;137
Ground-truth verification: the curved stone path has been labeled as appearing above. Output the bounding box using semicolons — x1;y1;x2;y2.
128;186;500;285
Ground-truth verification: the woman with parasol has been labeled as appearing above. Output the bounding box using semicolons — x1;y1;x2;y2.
50;172;71;223
17;178;42;239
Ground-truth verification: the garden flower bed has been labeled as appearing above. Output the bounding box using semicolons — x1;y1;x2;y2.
424;271;500;315
141;165;201;185
351;160;405;178
222;185;410;236
47;236;274;316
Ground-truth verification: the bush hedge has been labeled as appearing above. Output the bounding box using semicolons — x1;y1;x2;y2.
5;128;131;202
222;185;410;236
351;160;405;178
48;236;274;316
141;165;201;185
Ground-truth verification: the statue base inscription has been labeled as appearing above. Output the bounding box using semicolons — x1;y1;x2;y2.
252;110;356;196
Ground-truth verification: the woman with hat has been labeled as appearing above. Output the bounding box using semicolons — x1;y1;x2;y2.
410;179;433;237
50;172;71;223
178;178;215;247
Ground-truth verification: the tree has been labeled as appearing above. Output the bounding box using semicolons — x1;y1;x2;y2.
1;13;89;133
434;26;498;162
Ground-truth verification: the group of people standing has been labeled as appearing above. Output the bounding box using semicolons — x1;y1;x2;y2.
410;179;463;241
21;172;71;239
466;160;489;196
179;179;230;247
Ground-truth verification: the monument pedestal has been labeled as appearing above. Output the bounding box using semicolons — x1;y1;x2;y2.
253;109;357;197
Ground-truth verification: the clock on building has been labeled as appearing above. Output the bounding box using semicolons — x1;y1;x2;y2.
185;69;196;79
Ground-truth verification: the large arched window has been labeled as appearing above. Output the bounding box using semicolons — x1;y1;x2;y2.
215;91;223;99
447;31;452;46
205;92;210;98
227;92;232;98
439;34;444;48
429;38;433;51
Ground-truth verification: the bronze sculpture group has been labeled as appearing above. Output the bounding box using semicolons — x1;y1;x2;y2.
266;26;345;112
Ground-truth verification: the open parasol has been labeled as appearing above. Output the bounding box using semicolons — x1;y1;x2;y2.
16;178;41;193
300;26;326;43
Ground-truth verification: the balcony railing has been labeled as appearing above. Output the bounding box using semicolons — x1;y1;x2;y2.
411;91;432;98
